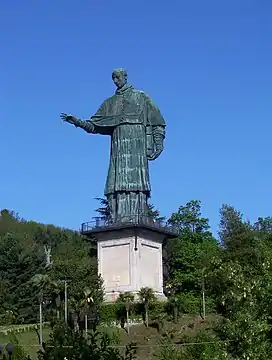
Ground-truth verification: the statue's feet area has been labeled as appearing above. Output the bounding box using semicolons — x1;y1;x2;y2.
111;214;154;226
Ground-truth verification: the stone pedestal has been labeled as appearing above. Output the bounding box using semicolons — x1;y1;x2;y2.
81;220;178;303
97;227;166;302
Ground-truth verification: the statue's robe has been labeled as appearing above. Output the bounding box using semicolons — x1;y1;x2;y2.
81;84;165;221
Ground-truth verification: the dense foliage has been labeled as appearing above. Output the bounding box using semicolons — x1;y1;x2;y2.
0;199;272;359
0;209;101;325
37;322;136;360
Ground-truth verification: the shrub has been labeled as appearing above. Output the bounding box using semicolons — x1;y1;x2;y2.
154;330;230;360
1;334;31;360
0;310;16;325
173;293;215;316
37;322;137;360
100;304;118;324
100;303;143;325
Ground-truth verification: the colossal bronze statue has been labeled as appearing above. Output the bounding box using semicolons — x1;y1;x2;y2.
61;68;166;222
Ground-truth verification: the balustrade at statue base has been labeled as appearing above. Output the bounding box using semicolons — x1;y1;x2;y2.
81;215;178;303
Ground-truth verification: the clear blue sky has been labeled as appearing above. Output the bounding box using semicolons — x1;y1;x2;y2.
1;0;271;235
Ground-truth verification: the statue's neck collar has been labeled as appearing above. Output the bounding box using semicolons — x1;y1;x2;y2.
115;83;133;95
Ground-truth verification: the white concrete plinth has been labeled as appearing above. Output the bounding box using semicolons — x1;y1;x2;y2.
96;227;166;303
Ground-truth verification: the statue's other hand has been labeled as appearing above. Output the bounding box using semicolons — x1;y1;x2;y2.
60;113;78;125
148;149;163;161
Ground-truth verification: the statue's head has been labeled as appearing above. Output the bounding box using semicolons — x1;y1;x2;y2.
112;68;127;89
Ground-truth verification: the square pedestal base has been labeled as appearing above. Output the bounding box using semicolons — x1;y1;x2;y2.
95;227;167;303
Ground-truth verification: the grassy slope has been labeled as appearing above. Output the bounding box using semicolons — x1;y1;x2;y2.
0;328;50;359
0;315;219;359
116;315;219;359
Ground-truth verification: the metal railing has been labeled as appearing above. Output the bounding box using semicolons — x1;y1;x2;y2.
81;214;179;235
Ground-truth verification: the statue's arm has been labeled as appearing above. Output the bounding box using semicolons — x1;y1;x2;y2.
145;96;166;161
61;101;108;134
73;100;107;133
153;125;165;151
73;119;97;133
61;113;96;133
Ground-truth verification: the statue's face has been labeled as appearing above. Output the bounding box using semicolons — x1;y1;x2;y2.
112;71;127;89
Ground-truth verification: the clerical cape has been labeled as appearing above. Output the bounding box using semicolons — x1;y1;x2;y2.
85;84;165;197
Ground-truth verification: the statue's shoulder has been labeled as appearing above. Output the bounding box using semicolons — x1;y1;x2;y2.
136;90;159;110
133;89;150;101
133;88;147;95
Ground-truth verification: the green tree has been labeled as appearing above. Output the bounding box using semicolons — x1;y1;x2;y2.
165;201;218;308
50;232;103;313
208;204;272;358
0;208;102;326
254;216;272;233
0;209;21;236
154;330;230;360
0;231;44;323
219;204;252;252
94;197;111;222
147;203;166;222
167;295;179;323
69;287;100;333
138;287;155;327
38;322;137;360
168;200;210;235
118;292;134;334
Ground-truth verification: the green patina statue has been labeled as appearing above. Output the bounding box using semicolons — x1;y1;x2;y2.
61;68;166;222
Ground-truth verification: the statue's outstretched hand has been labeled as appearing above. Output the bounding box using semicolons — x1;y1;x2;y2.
61;113;78;125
